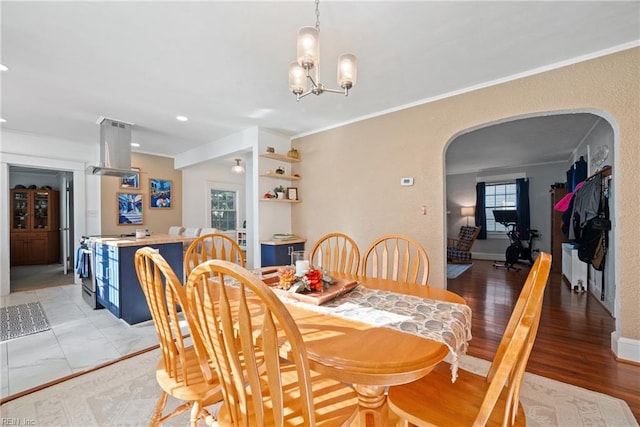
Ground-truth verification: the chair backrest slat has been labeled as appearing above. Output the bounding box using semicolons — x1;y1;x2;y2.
362;234;430;285
309;232;360;275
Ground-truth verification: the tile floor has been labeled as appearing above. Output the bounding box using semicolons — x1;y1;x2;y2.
0;283;158;399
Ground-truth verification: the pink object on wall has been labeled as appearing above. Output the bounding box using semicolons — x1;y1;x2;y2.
554;181;585;212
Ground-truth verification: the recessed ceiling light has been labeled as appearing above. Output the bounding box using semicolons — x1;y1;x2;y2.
248;108;274;119
0;64;8;72
131;142;140;147
0;118;6;123
176;115;188;122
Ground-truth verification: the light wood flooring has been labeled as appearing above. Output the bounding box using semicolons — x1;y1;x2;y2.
448;259;640;423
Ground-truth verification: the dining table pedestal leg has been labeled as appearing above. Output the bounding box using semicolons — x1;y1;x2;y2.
353;384;398;426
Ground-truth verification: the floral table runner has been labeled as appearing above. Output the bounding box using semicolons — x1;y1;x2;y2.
279;284;473;381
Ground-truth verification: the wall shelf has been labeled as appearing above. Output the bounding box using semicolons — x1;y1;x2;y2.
260;152;300;163
260;198;301;203
260;172;301;180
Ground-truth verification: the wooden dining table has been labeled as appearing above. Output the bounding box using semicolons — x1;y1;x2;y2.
272;272;469;427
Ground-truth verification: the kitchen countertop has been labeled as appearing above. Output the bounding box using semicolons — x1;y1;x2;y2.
91;233;196;248
260;237;306;245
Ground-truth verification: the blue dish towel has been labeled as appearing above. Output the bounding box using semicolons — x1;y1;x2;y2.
75;248;90;278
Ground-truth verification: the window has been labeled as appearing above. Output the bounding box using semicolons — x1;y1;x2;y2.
484;182;516;232
210;189;237;231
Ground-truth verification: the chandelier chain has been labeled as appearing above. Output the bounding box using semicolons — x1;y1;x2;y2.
315;0;320;32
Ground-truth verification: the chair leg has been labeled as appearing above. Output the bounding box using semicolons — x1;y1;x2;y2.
150;391;168;427
190;401;202;427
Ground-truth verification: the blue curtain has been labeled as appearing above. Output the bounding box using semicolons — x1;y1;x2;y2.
475;182;487;239
516;178;530;240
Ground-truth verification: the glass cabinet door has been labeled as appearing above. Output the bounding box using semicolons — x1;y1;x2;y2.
33;191;51;230
11;190;29;231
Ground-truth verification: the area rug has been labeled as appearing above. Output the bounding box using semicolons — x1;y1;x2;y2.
447;263;473;279
0;349;636;426
459;356;638;427
0;302;51;342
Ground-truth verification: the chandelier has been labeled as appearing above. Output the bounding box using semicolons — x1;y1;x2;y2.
288;0;357;101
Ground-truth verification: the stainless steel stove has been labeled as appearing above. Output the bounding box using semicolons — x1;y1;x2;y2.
79;236;103;309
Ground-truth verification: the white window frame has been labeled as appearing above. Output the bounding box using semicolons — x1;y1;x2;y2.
484;181;517;236
477;173;525;238
206;182;243;231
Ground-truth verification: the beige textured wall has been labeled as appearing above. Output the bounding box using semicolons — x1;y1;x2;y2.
100;153;182;236
292;48;640;342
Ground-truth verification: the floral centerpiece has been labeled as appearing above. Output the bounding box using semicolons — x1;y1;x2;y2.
277;265;333;293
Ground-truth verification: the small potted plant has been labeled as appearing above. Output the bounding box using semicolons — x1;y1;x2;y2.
274;185;286;199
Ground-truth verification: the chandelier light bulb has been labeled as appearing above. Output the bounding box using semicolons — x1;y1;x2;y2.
338;54;357;89
288;61;306;95
297;27;319;69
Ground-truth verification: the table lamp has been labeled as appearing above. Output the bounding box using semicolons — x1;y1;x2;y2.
461;206;475;226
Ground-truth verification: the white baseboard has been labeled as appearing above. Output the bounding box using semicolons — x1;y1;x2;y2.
611;332;640;364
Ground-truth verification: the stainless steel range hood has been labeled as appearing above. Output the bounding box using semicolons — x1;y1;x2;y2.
87;117;136;177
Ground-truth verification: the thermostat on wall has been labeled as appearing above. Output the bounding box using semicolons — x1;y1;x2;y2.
400;177;414;186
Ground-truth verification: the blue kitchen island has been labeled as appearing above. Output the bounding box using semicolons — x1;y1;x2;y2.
92;234;193;325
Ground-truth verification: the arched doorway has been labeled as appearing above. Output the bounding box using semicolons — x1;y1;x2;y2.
446;112;615;311
444;110;617;323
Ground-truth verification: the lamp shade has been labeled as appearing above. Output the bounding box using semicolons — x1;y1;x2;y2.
288;61;306;95
337;53;357;89
231;159;245;174
461;207;475;217
297;26;319;69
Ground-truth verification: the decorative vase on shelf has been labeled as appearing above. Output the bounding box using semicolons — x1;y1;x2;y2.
275;166;285;175
274;186;286;199
287;148;300;159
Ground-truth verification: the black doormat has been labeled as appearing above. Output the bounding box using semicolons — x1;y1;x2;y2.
0;302;51;342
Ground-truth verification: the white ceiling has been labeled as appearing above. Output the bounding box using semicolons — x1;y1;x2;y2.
2;1;639;169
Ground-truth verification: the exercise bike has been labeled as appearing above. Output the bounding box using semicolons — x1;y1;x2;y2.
492;210;540;272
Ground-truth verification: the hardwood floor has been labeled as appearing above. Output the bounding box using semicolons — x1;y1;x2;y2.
448;259;640;423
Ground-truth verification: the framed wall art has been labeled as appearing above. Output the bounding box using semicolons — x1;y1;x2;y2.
117;192;143;225
287;187;298;200
150;178;172;208
120;167;140;189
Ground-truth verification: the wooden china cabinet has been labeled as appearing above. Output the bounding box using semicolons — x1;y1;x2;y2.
10;188;60;266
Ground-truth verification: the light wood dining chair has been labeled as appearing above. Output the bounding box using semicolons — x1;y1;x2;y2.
184;233;245;276
309;232;361;274
361;234;430;284
134;247;222;427
387;252;552;427
185;259;359;426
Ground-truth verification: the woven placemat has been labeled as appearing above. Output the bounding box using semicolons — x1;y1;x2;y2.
1;301;51;342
